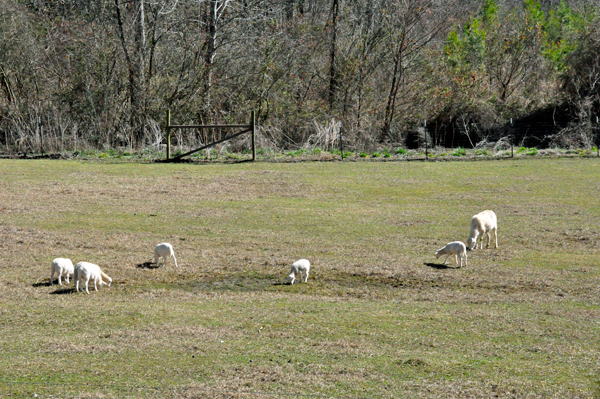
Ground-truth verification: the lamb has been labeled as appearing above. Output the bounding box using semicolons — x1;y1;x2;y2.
288;259;310;284
50;258;74;286
435;241;468;268
154;243;178;268
466;210;498;250
74;262;112;294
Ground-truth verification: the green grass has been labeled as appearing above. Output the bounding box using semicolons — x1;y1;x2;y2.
0;158;599;398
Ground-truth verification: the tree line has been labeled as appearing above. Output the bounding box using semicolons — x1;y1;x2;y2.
0;0;598;154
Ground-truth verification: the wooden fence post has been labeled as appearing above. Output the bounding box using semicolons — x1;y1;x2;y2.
510;118;514;158
251;111;256;161
38;116;44;156
166;109;171;161
424;120;428;160
339;121;343;160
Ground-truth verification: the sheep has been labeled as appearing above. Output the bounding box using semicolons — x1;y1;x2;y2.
50;258;74;286
435;241;468;268
466;210;498;250
154;243;178;268
288;259;310;284
74;262;112;294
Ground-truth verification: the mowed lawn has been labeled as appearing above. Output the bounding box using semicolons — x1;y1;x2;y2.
0;158;598;398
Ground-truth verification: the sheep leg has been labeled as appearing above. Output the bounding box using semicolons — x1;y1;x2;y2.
443;254;449;264
494;228;498;248
172;254;178;268
85;279;90;294
58;273;63;286
485;232;491;248
303;270;309;282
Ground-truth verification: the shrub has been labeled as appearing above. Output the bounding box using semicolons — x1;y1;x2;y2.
452;147;466;156
395;147;407;155
516;147;538;156
359;152;368;158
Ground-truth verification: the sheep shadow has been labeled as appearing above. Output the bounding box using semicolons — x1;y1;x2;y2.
424;262;458;270
32;281;53;287
136;261;160;269
50;287;76;295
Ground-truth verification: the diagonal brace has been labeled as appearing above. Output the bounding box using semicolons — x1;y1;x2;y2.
165;128;252;162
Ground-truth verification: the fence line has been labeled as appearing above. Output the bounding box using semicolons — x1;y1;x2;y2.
164;110;256;162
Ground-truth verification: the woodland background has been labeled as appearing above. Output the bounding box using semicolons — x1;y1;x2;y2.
1;0;599;153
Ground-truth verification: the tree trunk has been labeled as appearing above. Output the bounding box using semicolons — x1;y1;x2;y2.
382;36;404;142
132;0;146;146
204;0;217;123
328;0;339;112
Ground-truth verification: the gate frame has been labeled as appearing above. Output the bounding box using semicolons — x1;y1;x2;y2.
164;110;255;162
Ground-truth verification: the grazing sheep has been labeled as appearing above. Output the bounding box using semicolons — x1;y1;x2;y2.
50;258;73;285
467;210;498;250
288;259;310;284
74;262;112;294
50;258;74;286
435;241;468;268
154;243;178;268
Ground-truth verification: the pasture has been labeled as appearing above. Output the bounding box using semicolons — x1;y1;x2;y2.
0;158;598;398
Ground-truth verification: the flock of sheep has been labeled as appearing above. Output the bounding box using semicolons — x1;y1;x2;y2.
435;209;499;268
49;242;177;293
49;211;497;293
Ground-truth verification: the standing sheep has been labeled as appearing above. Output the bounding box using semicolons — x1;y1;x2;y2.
74;262;112;294
50;258;74;286
288;259;310;284
435;241;468;268
466;210;498;250
154;243;178;268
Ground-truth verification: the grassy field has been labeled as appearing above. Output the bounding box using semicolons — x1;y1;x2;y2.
0;158;598;398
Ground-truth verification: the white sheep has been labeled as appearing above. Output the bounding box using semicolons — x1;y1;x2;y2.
154;243;178;268
466;210;498;250
50;258;74;286
435;241;468;268
74;262;112;294
288;259;310;284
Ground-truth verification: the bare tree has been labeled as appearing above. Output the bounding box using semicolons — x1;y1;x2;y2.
380;0;450;142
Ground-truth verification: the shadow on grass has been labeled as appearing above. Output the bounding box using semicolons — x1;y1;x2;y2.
137;261;160;269
50;287;76;295
32;281;52;287
424;262;457;270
